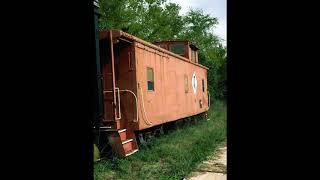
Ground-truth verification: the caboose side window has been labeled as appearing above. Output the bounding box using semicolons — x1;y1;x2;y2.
147;67;154;91
169;43;185;56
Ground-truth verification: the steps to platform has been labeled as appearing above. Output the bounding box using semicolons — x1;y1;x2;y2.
107;128;139;158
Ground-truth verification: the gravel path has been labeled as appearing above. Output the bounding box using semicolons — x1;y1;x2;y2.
186;146;227;180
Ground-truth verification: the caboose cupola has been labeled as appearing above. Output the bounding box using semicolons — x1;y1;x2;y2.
153;40;199;63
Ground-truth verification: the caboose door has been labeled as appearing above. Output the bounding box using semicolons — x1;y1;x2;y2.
100;35;119;123
102;37;137;127
114;42;138;125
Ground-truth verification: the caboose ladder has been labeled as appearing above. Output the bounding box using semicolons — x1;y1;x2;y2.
104;30;139;157
106;128;139;157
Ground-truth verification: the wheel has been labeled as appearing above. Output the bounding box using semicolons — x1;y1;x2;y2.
145;131;153;142
137;132;147;145
154;125;164;137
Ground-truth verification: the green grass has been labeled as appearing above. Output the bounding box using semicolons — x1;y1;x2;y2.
94;100;226;180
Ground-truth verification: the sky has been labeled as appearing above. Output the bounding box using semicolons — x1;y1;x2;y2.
168;0;226;46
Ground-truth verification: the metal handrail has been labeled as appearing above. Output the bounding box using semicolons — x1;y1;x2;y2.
138;86;152;125
116;88;121;119
104;89;138;122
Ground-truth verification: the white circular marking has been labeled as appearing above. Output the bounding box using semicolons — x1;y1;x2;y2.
192;72;197;95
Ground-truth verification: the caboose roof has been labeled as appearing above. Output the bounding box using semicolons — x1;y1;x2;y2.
100;29;208;70
153;40;199;50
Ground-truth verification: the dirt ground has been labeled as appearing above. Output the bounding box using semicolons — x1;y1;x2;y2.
186;146;227;180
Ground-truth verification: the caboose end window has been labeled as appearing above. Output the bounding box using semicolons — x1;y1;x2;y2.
147;67;154;91
191;50;196;62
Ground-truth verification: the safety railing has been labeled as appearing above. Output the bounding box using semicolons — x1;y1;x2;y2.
104;89;138;122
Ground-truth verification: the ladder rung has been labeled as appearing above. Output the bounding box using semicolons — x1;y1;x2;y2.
125;149;138;157
118;129;126;133
122;139;133;145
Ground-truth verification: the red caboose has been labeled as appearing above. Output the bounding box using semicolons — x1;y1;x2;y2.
95;29;209;158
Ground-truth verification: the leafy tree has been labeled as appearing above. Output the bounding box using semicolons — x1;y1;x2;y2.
98;0;227;100
181;9;227;100
98;0;183;41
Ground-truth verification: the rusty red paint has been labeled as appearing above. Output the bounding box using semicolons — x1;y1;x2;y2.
100;29;209;131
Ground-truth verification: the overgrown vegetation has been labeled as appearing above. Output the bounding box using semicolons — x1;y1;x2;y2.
98;0;227;99
94;101;226;180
